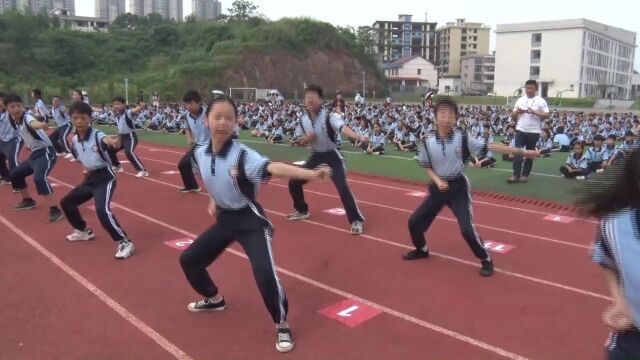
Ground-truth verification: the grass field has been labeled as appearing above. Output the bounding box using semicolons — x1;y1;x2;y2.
98;125;581;204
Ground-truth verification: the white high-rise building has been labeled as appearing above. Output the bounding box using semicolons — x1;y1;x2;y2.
130;0;182;20
95;0;125;21
192;0;221;20
13;0;73;14
0;0;16;13
495;19;636;99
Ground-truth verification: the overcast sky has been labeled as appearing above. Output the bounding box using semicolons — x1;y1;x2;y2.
76;0;639;69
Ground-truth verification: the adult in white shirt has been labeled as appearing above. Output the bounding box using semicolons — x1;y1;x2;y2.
507;80;549;183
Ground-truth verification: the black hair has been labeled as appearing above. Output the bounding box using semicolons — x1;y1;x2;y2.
73;89;84;101
112;96;126;104
3;93;23;106
525;80;538;88
52;95;61;100
32;88;42;99
69;101;93;116
607;134;617;140
573;141;584;150
182;90;202;103
434;96;459;117
205;97;238;119
304;84;323;98
576;149;640;217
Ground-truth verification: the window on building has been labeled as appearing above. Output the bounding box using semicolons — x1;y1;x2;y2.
530;66;540;78
486;74;494;81
475;65;482;72
531;33;542;46
417;69;422;75
461;44;467;49
531;49;541;63
474;74;482;81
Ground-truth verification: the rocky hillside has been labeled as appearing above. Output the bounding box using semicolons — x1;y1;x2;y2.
221;48;383;97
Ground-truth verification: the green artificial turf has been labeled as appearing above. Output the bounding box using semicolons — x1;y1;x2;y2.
97;125;579;204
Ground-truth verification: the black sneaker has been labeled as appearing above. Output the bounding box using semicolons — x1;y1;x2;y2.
48;209;64;223
187;297;226;312
13;199;36;211
402;248;430;260
276;327;294;353
480;260;494;277
179;187;201;193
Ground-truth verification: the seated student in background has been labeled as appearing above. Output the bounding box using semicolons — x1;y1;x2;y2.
353;117;370;150
395;125;417;152
502;132;517;162
553;126;572;152
501;124;515;145
390;119;403;142
587;134;607;174
251;117;268;138
603;134;620;169
366;123;386;155
470;129;497;168
289;121;305;147
267;122;285;144
585;124;600;146
619;131;638;160
560;141;589;180
536;129;553;157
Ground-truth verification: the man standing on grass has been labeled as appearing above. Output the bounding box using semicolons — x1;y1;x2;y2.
507;79;549;184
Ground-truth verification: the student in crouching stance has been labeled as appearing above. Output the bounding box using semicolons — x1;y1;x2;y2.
179;97;331;353
59;102;134;259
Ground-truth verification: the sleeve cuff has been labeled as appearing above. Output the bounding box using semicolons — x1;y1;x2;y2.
258;160;272;182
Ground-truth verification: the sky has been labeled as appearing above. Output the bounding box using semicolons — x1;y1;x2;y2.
76;0;640;69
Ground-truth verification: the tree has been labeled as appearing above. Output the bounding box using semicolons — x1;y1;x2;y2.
111;13;146;31
355;26;378;59
228;0;258;22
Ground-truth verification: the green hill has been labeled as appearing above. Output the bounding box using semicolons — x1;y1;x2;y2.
0;10;383;104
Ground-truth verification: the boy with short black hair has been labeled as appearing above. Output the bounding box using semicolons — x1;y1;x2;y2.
0;92;23;185
60;101;134;259
4;93;63;223
106;96;148;178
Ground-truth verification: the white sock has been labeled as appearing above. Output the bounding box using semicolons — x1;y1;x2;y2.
421;246;428;252
208;294;223;303
277;321;289;329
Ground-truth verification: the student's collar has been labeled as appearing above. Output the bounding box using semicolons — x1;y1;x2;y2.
13;112;26;124
189;107;204;119
206;138;234;158
78;127;93;142
434;129;454;140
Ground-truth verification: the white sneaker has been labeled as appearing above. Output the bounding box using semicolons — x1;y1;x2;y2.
576;176;586;181
596;169;604;174
64;153;74;160
276;327;294;353
69;158;78;162
135;171;149;178
56;153;65;157
66;229;95;242
351;221;364;235
115;240;134;259
112;166;124;173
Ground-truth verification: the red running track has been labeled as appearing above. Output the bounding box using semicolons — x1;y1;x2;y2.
0;141;611;360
